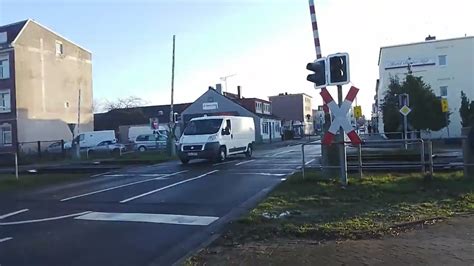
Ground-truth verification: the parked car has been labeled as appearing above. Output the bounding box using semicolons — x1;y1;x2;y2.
134;134;168;152
88;140;126;155
47;141;67;154
128;126;168;143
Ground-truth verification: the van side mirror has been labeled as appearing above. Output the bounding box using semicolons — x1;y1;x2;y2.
221;128;230;136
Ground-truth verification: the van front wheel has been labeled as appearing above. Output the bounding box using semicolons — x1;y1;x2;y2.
245;144;253;158
217;147;227;162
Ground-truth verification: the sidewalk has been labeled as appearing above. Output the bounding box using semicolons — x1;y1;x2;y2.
193;215;474;265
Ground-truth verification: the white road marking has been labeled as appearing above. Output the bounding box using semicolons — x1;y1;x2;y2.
271;150;297;157
0;209;29;220
60;171;188;202
305;159;316;165
90;171;112;178
213;161;235;166
236;168;296;171
235;173;287;176
120;170;219;203
0;211;92;226
75;212;219;226
235;159;256;166
281;178;287;181
0;237;13;243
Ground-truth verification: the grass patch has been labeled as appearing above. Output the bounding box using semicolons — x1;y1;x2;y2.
225;171;474;243
0;173;87;192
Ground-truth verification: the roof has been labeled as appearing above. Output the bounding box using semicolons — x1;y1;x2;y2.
0;20;28;49
378;35;474;65
94;103;192;131
0;19;91;54
191;115;254;121
269;93;312;99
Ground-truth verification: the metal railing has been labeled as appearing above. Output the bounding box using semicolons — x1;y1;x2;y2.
301;138;429;179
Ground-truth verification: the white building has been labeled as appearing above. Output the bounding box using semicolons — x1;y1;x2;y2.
376;36;474;138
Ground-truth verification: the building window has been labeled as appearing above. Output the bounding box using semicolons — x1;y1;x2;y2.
0;123;12;146
55;41;64;56
0;54;10;79
440;86;448;97
0;89;11;113
0;32;6;44
263;103;271;114
438;55;447;66
262;122;269;134
256;102;262;113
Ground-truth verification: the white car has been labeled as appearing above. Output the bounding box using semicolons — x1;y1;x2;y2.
88;140;126;155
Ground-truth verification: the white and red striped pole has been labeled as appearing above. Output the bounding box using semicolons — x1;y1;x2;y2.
308;0;329;113
309;0;322;59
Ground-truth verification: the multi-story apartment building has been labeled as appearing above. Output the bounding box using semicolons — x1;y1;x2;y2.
0;19;93;153
269;93;314;135
376;35;474;137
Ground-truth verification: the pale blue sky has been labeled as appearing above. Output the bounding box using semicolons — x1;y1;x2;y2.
1;0;473;115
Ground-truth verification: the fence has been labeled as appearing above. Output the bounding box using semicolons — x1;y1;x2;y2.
300;137;472;180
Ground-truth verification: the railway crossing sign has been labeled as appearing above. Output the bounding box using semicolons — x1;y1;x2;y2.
320;86;362;145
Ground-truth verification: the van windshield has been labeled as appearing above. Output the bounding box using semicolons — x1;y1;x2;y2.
183;119;223;135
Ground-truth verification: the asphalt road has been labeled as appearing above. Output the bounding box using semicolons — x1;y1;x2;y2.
0;144;321;266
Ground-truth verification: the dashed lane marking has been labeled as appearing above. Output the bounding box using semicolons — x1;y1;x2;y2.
120;170;219;203
0;237;13;243
0;209;29;220
60;171;188;202
235;159;256;166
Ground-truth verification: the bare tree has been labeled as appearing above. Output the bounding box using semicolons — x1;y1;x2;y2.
103;96;149;111
92;99;104;113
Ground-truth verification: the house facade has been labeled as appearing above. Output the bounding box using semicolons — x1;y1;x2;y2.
376;36;474;138
269;93;314;135
181;87;281;143
0;19;93;153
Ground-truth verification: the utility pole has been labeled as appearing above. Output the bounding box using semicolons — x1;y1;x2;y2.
169;35;176;156
75;88;81;159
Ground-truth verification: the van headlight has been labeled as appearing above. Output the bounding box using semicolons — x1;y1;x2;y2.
207;134;218;142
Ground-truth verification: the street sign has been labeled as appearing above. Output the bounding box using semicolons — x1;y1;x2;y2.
399;105;411;116
320;86;362;145
441;98;449;113
353;105;362;119
67;123;76;134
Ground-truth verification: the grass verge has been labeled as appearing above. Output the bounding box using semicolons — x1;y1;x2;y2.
0;173;87;192
220;171;474;244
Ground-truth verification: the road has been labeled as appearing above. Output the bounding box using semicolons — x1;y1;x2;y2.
0;144;321;266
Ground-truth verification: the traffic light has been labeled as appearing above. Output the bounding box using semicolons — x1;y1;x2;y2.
441;98;449;113
327;53;350;85
306;57;327;89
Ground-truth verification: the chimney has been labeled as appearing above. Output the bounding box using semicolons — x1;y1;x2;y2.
425;35;436;41
237;86;241;99
215;84;222;94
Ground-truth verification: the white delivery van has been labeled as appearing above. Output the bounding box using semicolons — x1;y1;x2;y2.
178;116;255;164
66;130;116;149
128;126;168;142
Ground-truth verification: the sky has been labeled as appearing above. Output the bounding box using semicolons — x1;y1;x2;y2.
1;0;473;116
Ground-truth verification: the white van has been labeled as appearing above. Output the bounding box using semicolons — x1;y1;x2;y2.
178;116;255;164
66;130;116;149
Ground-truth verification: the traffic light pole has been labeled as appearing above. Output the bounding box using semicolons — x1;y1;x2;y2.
337;85;348;185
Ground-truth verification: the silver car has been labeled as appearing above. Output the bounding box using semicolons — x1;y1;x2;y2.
134;134;168;152
88;140;126;155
